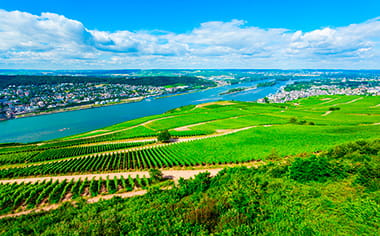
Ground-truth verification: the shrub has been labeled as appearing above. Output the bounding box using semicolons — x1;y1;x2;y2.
289;117;297;123
355;161;380;192
298;120;307;125
266;148;281;161
329;107;340;111
289;156;346;183
149;169;164;182
157;130;171;143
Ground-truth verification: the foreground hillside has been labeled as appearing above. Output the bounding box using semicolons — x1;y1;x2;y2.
0;139;379;235
0;95;379;234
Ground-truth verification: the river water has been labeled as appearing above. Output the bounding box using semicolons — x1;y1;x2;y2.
0;80;286;143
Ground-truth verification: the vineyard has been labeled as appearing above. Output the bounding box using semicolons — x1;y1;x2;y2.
40;127;213;149
0;141;154;165
0;96;378;182
0;143;213;178
0;175;154;215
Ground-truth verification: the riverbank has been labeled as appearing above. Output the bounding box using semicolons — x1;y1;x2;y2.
219;86;257;95
9;88;215;120
12;97;146;120
154;89;202;99
1;79;283;143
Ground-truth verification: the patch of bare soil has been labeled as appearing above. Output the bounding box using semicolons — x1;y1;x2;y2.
344;97;363;104
195;101;235;108
87;190;147;203
322;111;332;116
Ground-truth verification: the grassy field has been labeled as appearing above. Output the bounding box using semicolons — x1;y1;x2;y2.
0;94;379;228
0;95;378;177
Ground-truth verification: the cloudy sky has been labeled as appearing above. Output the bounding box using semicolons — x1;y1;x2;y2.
1;0;380;69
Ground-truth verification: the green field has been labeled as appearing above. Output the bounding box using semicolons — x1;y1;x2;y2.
0;95;379;178
0;94;379;233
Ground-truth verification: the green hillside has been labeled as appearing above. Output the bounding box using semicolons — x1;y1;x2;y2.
0;139;379;235
0;95;379;233
0;95;379;177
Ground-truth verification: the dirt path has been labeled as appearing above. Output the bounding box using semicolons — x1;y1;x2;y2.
87;190;147;203
344;97;364;104
319;98;340;105
0;166;255;219
195;101;235;108
3;126;258;170
0;168;225;219
60;115;178;141
0;204;61;219
0;190;149;219
331;97;364;107
173;115;245;131
0;168;223;184
174;121;210;131
321;111;332;116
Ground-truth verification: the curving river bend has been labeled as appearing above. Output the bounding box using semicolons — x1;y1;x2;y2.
0;80;286;143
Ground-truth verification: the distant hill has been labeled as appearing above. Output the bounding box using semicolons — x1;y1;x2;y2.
0;75;216;88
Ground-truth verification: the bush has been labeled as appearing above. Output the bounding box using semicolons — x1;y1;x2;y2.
267;148;281;161
327;140;380;159
298;120;307;125
289;156;346;183
355;161;380;192
149;169;163;182
289;117;297;123
157;130;171;143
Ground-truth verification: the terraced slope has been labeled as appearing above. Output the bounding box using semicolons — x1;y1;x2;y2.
0;95;378;179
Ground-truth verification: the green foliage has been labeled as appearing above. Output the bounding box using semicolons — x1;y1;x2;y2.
0;175;159;215
1;143;379;235
89;177;98;197
0;95;379;234
0;75;216;89
289;156;347;183
329;107;341;111
157;129;171;143
327;139;380;160
149;169;163;182
267;148;281;160
289;117;297;123
298;120;307;125
355;160;380;192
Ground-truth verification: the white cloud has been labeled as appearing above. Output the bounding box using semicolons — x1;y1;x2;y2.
0;9;379;69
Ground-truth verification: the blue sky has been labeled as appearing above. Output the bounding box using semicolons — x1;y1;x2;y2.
0;0;380;69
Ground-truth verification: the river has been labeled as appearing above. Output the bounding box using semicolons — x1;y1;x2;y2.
0;80;286;143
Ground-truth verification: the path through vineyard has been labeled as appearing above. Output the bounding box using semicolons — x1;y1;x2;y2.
0;169;224;219
0;168;223;184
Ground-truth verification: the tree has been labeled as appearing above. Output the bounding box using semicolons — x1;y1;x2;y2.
157;129;171;143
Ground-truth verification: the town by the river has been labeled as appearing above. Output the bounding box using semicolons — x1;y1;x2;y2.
0;80;285;143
